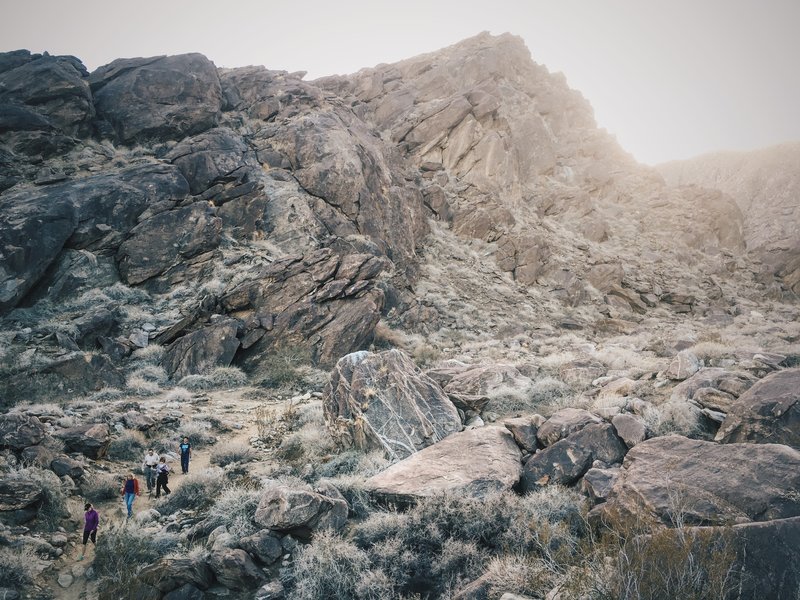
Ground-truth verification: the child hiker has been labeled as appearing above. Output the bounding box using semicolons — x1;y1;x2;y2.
79;503;99;560
155;457;171;498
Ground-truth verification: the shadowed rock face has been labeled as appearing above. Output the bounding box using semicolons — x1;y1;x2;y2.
716;367;800;448
364;426;522;502
593;435;800;527
323;349;462;459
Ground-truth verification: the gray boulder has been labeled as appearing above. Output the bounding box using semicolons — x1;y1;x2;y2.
503;416;542;453
323;349;461;459
364;426;522;503
664;351;701;380
581;467;620;504
564;422;627;465
611;413;648;448
0;413;46;450
716;367;800;448
139;556;214;593
442;363;533;413
238;530;283;565
91;53;222;144
56;423;110;459
254;482;348;535
536;408;603;447
208;548;267;591
163;318;240;380
520;440;593;492
50;455;84;479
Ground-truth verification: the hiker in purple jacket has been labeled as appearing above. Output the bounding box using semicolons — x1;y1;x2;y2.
79;503;99;560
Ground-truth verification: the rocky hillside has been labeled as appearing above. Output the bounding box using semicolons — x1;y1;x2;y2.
659;142;800;297
0;33;799;600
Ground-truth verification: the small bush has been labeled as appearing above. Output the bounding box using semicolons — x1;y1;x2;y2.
204;483;262;537
158;468;226;515
129;365;168;385
210;442;255;467
178;420;216;448
82;473;122;503
276;422;336;463
164;387;193;403
88;387;125;403
287;530;370;600
178;366;248;390
107;430;147;461
0;546;37;589
94;524;179;596
126;375;161;396
129;345;165;366
257;346;311;388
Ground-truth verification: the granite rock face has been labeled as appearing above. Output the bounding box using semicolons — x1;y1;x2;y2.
364;426;522;502
323;350;462;459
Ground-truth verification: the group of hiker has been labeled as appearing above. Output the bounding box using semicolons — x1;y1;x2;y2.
79;437;193;559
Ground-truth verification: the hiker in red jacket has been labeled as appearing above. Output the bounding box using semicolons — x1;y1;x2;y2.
121;472;140;519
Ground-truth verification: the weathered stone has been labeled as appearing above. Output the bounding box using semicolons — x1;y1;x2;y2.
443;363;533;413
558;358;606;387
0;413;46;450
254;580;285;600
365;426;522;503
536;408;603;447
139;556;214;592
117;202;221;285
593;435;800;526
716;368;800;448
165;127;251;195
323;350;461;460
21;445;56;467
163;318;240;380
254;482;348;535
611;413;647;448
91;54;222;144
50;455;84;479
520;440;593;491
502;416;540;453
0;477;42;513
564;422;627;465
238;530;283;565
664;351;702;380
208;548;267;591
670;368;756;404
692;387;737;413
121;411;156;431
581;467;619;504
56;423;110;459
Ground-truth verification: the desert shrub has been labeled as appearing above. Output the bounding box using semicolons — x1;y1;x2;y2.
129;345;165;366
0;546;37;589
107;430;147;461
204;483;262;537
157;468;226;515
129;365;168;385
318;474;375;519
481;554;558;599
210;441;255;467
255;401;301;448
81;473;122;503
176;419;216;448
178;366;248;390
257;346;311;388
125;375;160;396
88;387;125;403
164;387;193;403
287;530;370;600
276;422;336;463
102;282;151;304
651;401;704;437
94;524;179;596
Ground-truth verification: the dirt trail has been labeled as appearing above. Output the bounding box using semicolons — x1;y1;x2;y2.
42;388;266;599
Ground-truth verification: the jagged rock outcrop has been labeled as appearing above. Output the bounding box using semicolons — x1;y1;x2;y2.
0;413;46;449
90;53;222;144
715;368;800;448
163;317;240;380
55;423;110;459
592;435;800;526
364;426;522;502
659;143;800;296
254;481;348;536
323;349;461;459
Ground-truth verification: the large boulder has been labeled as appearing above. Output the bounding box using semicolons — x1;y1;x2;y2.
139;556;214;593
56;423;111;459
254;481;348;536
90;53;222;144
716;368;800;448
563;422;627;465
670;368;756;404
0;413;46;450
364;426;522;503
237;530;283;565
163;318;240;380
519;440;593;492
592;435;800;527
0;51;94;136
208;548;267;591
0;476;43;521
536;408;603;447
323;349;461;459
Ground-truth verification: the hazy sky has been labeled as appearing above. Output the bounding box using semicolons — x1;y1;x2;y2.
2;0;798;165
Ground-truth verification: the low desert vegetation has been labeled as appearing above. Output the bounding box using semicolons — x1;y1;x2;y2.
0;546;38;590
107;430;147;461
210;441;256;467
178;366;248;390
157;468;227;515
81;473;122;504
203;482;263;537
256;346;312;389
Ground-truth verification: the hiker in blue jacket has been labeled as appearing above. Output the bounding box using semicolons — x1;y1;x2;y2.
179;437;192;474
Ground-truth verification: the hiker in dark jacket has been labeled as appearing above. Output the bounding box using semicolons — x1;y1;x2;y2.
79;503;99;560
179;437;192;474
155;457;171;498
121;473;140;518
